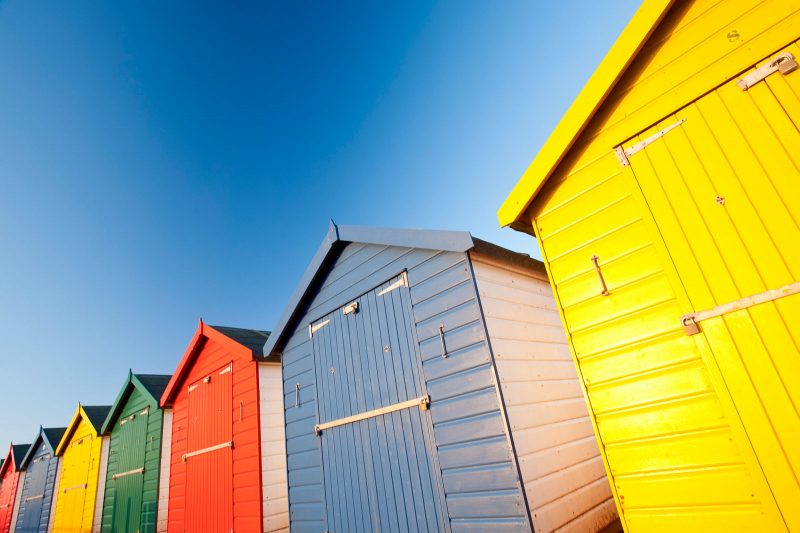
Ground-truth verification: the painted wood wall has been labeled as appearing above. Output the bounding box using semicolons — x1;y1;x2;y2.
258;363;289;532
281;242;531;532
15;439;60;533
8;471;24;533
156;409;172;533
472;255;617;532
166;337;262;533
523;0;800;529
91;437;110;533
46;461;62;533
100;387;164;533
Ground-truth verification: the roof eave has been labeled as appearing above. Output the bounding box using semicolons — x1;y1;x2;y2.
262;222;477;357
497;0;676;229
19;428;44;470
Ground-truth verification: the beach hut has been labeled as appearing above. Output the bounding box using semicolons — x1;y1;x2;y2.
160;323;287;533
51;405;111;533
0;443;30;533
98;372;171;533
263;223;618;533
14;427;66;533
497;1;800;530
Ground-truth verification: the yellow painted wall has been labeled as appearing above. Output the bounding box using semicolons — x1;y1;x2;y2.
52;415;104;533
521;0;800;530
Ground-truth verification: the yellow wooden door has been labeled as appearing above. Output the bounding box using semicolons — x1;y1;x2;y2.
623;41;800;530
54;432;93;533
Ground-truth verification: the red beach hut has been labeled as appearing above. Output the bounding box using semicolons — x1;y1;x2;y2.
0;443;29;533
160;321;282;533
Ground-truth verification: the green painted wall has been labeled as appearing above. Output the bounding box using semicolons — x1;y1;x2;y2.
101;386;164;533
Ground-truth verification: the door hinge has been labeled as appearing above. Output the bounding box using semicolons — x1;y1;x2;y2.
738;53;798;90
309;319;330;337
614;118;686;166
681;280;800;335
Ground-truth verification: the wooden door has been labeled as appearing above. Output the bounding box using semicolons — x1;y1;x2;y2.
311;274;448;533
625;41;800;529
185;364;233;533
111;407;148;533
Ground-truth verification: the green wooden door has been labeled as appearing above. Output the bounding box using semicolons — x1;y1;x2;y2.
111;406;148;533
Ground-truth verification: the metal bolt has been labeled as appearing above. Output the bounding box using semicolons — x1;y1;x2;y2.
716;196;725;205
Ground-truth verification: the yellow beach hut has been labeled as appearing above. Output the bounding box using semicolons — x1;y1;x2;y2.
52;405;111;533
499;0;800;531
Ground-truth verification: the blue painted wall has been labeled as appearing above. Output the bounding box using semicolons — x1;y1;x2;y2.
15;435;59;533
281;242;531;532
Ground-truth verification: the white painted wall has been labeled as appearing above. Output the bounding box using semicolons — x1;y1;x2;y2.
471;255;618;533
91;436;110;533
157;409;173;533
258;363;289;532
9;470;25;533
46;459;62;533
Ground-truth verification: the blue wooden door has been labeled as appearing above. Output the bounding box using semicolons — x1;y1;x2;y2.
16;443;50;533
311;273;449;533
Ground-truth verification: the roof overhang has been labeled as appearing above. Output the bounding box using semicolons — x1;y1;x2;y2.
498;0;675;231
263;222;540;357
19;426;65;469
0;444;14;478
159;321;263;407
101;371;160;434
55;404;103;456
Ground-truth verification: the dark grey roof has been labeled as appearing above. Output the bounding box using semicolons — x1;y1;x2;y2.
21;427;67;469
210;326;270;355
12;444;30;469
82;405;112;430
134;374;172;400
263;222;544;357
42;427;67;450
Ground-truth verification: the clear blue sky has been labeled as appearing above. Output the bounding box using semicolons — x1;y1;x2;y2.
0;1;639;446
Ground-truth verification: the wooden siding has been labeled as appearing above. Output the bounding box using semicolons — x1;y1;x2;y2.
46;461;62;533
523;0;800;530
15;440;60;533
52;418;105;533
101;387;164;533
471;256;617;533
622;44;800;528
156;410;172;533
166;336;262;533
0;466;20;533
9;471;24;533
259;363;289;533
282;242;530;532
92;437;110;533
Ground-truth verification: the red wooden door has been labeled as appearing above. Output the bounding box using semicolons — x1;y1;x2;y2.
0;470;18;533
185;363;233;533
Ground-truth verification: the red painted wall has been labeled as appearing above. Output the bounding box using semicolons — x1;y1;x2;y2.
0;467;20;533
166;334;263;533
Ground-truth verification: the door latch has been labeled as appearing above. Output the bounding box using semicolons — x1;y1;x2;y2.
737;53;798;90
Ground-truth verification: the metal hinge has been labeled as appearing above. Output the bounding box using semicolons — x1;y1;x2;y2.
614;118;686;166
681;280;800;335
315;395;431;435
738;53;798;90
377;272;409;296
309;319;330;337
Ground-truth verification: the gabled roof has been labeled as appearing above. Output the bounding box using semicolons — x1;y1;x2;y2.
160;322;271;407
498;0;674;231
0;442;31;477
101;371;172;434
55;404;112;456
20;426;67;469
263;222;543;357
